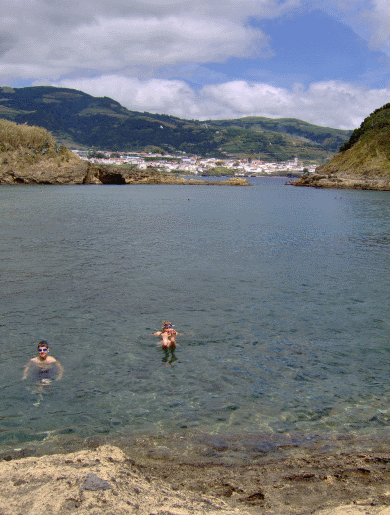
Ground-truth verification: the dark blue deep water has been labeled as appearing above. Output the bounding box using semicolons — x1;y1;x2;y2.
1;178;390;454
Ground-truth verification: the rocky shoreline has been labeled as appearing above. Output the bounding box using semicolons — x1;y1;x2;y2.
0;159;250;186
2;432;390;514
292;172;390;191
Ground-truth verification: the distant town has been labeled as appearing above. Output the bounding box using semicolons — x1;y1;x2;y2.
72;150;317;176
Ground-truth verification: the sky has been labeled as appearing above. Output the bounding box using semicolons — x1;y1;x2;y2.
2;0;390;129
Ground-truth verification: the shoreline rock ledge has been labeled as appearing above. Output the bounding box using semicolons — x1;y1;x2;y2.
0;160;251;186
292;171;390;191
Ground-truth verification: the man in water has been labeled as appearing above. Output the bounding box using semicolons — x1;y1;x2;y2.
22;340;64;383
154;321;178;348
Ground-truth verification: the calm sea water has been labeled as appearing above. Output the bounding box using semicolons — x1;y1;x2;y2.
1;178;390;454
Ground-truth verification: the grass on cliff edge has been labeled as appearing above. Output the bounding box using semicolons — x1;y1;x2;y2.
0;118;56;151
317;103;390;178
0;118;78;172
318;137;390;177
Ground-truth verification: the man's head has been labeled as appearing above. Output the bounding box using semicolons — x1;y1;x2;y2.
37;340;49;357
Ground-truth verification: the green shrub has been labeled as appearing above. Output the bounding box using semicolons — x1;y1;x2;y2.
0;119;56;152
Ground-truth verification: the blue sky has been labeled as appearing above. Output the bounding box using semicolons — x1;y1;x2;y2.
2;0;390;128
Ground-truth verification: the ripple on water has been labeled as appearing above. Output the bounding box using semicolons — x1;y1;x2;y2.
0;182;390;453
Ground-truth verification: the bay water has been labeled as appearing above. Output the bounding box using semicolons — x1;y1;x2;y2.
1;178;390;455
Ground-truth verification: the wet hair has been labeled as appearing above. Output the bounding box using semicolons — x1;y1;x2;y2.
162;321;172;331
37;340;49;350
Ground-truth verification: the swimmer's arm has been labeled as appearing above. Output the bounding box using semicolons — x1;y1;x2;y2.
55;359;64;380
153;331;162;336
22;360;32;380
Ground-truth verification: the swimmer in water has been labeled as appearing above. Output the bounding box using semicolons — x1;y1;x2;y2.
154;321;179;348
22;340;64;383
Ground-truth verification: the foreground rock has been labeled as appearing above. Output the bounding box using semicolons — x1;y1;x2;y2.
2;440;390;514
0;445;234;515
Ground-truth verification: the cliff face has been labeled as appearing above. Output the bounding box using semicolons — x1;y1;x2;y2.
293;103;390;191
0;149;89;185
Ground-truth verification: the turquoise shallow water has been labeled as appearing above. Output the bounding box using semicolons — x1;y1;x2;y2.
1;178;390;453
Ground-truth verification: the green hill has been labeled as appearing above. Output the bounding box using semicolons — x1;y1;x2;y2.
293;103;390;190
0;85;351;163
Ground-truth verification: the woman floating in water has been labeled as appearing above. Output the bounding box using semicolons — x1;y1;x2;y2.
154;321;179;348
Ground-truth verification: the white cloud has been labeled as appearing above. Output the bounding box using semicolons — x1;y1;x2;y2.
0;0;297;81
317;0;390;53
361;0;390;52
3;0;390;128
48;75;390;129
2;0;390;81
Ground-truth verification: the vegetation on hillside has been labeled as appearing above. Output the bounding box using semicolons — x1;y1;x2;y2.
339;103;390;155
0;86;351;163
293;102;390;190
0;118;56;152
0;118;84;183
0;118;74;163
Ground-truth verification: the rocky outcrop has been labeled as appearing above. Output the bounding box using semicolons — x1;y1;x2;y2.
292;172;390;191
82;164;126;185
83;165;251;186
292;103;390;191
0;159;251;186
0;152;89;185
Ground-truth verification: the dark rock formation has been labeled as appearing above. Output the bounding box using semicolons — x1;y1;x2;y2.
83;165;126;184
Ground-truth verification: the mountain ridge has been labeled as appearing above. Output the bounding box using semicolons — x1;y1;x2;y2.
0;85;351;163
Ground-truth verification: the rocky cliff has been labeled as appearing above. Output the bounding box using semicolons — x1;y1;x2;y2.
293;103;390;191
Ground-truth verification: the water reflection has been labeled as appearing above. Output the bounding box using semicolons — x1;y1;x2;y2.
26;379;52;407
161;347;178;367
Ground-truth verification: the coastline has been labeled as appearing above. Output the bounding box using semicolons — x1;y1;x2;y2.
291;173;390;191
0;158;250;186
3;431;390;514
